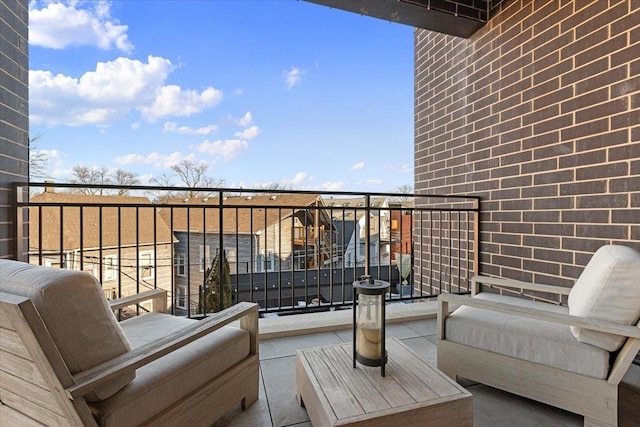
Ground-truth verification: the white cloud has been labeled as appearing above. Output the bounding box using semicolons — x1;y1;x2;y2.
234;88;244;95
131;122;141;130
384;163;412;174
163;122;219;135
30;55;223;126
317;181;345;191
141;86;223;122
29;1;133;53
114;151;196;169
39;148;63;160
195;139;248;161
283;172;309;185
284;66;305;90
234;125;260;140
351;162;365;171
235;111;253;127
78;56;173;103
364;179;383;185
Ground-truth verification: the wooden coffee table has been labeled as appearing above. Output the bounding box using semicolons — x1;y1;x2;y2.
296;337;472;427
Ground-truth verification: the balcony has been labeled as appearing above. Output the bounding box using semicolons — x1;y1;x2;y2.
11;182;640;426
223;309;640;427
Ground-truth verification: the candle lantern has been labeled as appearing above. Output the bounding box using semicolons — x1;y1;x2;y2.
353;275;390;376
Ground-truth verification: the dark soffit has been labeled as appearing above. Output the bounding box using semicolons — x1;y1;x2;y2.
303;0;506;38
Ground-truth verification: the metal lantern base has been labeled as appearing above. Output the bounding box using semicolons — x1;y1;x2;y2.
355;351;388;368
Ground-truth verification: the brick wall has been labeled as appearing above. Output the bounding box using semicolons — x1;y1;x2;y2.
0;0;29;259
414;0;640;287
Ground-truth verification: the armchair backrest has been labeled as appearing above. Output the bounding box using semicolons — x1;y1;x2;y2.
568;245;640;351
0;260;134;401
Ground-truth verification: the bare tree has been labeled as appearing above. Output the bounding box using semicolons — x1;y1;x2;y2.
391;184;414;202
258;182;292;195
171;160;224;198
68;165;143;195
69;166;108;194
29;134;50;181
148;173;176;202
113;169;140;195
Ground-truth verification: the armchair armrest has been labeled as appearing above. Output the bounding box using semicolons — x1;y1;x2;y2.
472;275;571;301
109;289;167;313
438;293;640;339
67;301;259;399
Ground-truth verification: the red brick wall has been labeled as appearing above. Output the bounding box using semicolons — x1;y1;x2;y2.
414;0;640;287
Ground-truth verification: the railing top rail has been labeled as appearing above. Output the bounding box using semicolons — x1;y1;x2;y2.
19;181;481;202
20;200;479;213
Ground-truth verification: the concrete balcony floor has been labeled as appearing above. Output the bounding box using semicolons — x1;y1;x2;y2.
214;302;640;427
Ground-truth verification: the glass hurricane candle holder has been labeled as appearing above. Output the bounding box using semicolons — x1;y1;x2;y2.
352;275;390;376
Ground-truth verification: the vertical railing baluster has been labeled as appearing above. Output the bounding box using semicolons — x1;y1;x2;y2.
186;206;191;317
278;207;282;311
79;206;83;272
170;206;175;315
59;205;63;268
263;206;268;311
364;195;370;276
38;206;43;266
135;207;140;306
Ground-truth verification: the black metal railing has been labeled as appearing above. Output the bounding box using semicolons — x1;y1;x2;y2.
14;182;480;317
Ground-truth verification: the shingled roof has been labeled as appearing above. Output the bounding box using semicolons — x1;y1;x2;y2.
29;192;174;252
158;194;330;234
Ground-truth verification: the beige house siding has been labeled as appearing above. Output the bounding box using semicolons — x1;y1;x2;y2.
28;243;173;304
27;193;175;308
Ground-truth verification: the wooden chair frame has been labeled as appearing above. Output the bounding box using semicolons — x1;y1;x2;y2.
0;289;259;427
437;275;640;427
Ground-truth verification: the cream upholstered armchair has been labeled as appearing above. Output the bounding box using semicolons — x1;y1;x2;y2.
437;245;640;427
0;260;259;427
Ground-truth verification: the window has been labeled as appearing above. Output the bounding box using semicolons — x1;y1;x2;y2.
226;249;237;274
264;251;274;272
104;255;118;281
139;251;154;279
176;285;187;309
199;245;211;272
175;254;186;277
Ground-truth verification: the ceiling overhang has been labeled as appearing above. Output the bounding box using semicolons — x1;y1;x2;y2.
303;0;506;38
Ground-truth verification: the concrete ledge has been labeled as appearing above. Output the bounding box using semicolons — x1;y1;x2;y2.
259;300;439;340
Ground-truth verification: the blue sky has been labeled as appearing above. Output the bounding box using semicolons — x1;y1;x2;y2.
29;0;414;192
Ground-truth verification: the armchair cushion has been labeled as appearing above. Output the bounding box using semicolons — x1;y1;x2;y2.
568;245;640;351
90;312;250;427
445;293;610;379
0;260;134;401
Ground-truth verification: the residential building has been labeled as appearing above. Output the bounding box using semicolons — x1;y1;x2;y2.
158;193;337;314
28;190;175;307
325;196;392;268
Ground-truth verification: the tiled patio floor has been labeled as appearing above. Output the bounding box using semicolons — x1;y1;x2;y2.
214;312;640;427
